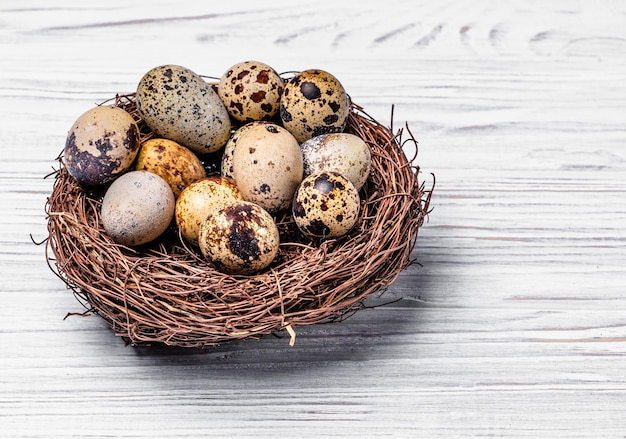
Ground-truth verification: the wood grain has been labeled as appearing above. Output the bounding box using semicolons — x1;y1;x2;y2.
2;0;626;437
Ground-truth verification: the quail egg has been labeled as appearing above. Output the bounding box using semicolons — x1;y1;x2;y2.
292;171;360;239
300;132;371;191
175;176;242;247
221;121;272;179
101;170;175;246
218;61;284;123
136;64;231;154
231;122;303;214
279;69;350;143
134;138;206;198
63;105;140;186
198;200;280;275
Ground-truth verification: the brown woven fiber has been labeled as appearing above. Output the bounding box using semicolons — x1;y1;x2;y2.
45;92;433;349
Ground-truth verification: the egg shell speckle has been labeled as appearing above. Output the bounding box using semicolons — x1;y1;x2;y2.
135;138;206;198
136;64;231;154
232;123;303;214
175;176;242;247
279;69;349;143
101;170;175;246
300;133;371;191
198;200;280;275
218;61;284;123
292;171;360;239
63;105;140;186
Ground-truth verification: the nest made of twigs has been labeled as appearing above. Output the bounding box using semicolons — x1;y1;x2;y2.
45;93;432;349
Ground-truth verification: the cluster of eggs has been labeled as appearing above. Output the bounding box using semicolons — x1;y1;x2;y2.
62;61;372;275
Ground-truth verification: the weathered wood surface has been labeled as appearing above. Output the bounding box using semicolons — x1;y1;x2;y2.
1;0;626;437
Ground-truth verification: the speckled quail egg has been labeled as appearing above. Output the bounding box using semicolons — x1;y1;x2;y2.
232;122;303;214
300;133;371;191
101;170;175;246
63;105;140;186
136;64;231;154
292;171;360;239
218;61;284;123
221;121;272;179
198;200;280;275
279;69;350;143
175;176;242;247
134;138;206;198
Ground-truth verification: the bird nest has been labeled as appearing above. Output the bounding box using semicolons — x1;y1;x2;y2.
45;93;433;349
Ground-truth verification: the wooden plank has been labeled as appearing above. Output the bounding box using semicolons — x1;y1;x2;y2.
1;0;626;437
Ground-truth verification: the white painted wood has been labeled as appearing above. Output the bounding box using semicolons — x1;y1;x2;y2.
2;0;626;437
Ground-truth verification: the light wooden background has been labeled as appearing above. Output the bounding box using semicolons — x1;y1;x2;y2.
2;1;626;437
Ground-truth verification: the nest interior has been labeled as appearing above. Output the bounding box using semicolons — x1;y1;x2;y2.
45;93;432;349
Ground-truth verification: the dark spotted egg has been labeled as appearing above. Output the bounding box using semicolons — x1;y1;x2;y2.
63;105;140;186
218;61;284;123
292;171;360;239
136;64;231;155
279;69;350;143
198;200;280;275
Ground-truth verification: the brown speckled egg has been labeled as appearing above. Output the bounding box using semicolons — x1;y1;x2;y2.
279;69;350;143
300;133;371;191
175;176;242;247
292;171;360;239
136;64;231;154
218;61;284;123
221;121;272;179
63;105;140;186
198;200;280;275
135;138;206;198
232;123;303;214
101;170;175;246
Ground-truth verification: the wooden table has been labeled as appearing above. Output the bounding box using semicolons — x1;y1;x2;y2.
2;1;625;437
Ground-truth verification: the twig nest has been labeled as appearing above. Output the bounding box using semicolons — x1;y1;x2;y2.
44;66;433;348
